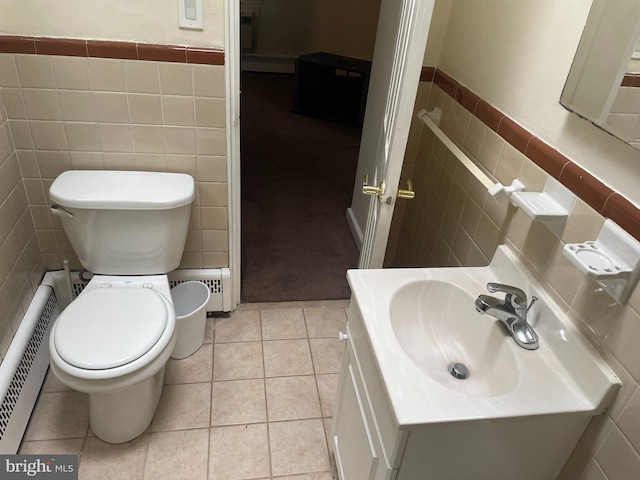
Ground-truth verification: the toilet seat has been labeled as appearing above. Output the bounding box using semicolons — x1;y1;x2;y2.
54;287;169;370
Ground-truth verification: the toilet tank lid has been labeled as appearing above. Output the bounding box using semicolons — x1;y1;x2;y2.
50;170;195;210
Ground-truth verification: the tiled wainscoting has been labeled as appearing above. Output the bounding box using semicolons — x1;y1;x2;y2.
0;35;229;274
0;35;229;364
19;302;345;480
387;70;640;479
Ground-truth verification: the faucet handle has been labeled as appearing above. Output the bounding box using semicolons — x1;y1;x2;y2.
486;283;528;310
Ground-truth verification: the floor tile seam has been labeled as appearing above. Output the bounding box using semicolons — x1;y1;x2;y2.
147;425;214;437
164;380;212;387
139;431;152;480
266;415;326;425
207;374;213;434
164;378;214;387
271;468;335;477
320;413;333;471
213;338;264;345
265;398;274;479
303;315;327;423
205;420;213;480
213;374;266;381
261;335;309;341
26;432;89;443
271;472;334;479
209;334;336;342
211;376;269;385
263;373;318;381
259;308;274;480
20;435;87;445
76;436;89;466
208;421;271;432
308;340;328;418
302;306;312;341
210;418;269;428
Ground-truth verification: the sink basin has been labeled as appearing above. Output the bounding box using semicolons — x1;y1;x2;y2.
390;280;518;396
346;245;620;425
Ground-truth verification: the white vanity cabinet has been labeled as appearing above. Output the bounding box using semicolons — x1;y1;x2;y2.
330;300;594;480
331;302;407;480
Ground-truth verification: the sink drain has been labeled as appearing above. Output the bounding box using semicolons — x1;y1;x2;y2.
448;362;470;380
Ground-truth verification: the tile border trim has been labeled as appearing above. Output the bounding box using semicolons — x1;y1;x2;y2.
423;67;640;242
0;35;224;65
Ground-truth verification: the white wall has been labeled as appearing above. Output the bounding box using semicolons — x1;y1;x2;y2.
438;0;640;206
246;0;380;60
248;0;315;56
0;0;224;48
423;0;452;66
309;0;380;60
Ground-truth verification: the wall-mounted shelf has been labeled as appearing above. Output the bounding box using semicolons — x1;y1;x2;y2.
511;177;576;237
563;219;640;304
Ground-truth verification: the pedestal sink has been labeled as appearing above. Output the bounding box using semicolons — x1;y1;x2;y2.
330;246;620;480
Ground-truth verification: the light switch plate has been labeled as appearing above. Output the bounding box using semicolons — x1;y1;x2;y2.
178;0;203;30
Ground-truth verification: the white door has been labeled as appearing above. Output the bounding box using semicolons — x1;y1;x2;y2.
353;0;435;268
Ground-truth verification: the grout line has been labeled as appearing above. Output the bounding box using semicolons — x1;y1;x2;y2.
139;430;151;480
304;307;335;473
258;308;274;479
205;422;212;479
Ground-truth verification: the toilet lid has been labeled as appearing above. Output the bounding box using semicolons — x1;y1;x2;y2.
54;288;169;370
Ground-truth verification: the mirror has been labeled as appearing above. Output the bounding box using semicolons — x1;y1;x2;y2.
561;0;640;150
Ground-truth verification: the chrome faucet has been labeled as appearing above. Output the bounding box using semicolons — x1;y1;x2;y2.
475;282;539;350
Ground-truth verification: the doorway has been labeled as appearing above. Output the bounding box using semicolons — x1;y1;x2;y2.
236;0;383;303
240;72;361;302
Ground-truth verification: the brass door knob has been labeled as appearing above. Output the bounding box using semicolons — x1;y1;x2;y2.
362;174;385;198
397;179;415;200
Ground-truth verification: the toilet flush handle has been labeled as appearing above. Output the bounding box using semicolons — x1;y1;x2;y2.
50;204;74;218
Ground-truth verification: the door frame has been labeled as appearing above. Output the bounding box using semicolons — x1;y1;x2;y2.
225;0;242;309
224;0;429;306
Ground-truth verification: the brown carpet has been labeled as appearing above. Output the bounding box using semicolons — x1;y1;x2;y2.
240;72;361;303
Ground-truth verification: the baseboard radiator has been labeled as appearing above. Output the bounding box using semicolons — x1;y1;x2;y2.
168;268;232;313
0;286;59;453
0;267;231;453
45;268;232;313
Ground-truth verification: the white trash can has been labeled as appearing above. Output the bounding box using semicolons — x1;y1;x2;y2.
170;281;211;359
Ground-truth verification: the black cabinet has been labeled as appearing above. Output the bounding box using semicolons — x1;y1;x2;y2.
292;52;372;127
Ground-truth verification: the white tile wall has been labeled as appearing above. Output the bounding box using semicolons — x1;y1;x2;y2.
0;85;45;362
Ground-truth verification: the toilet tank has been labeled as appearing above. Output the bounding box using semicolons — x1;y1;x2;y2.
49;170;195;275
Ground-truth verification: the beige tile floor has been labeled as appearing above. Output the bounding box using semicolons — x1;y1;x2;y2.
20;301;348;480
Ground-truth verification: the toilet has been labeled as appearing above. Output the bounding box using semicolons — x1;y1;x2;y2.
47;170;195;444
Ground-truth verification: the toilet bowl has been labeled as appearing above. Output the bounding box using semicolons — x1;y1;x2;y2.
49;275;176;443
48;170;195;443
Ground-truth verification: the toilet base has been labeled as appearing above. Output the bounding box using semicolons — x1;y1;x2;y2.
89;366;165;443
